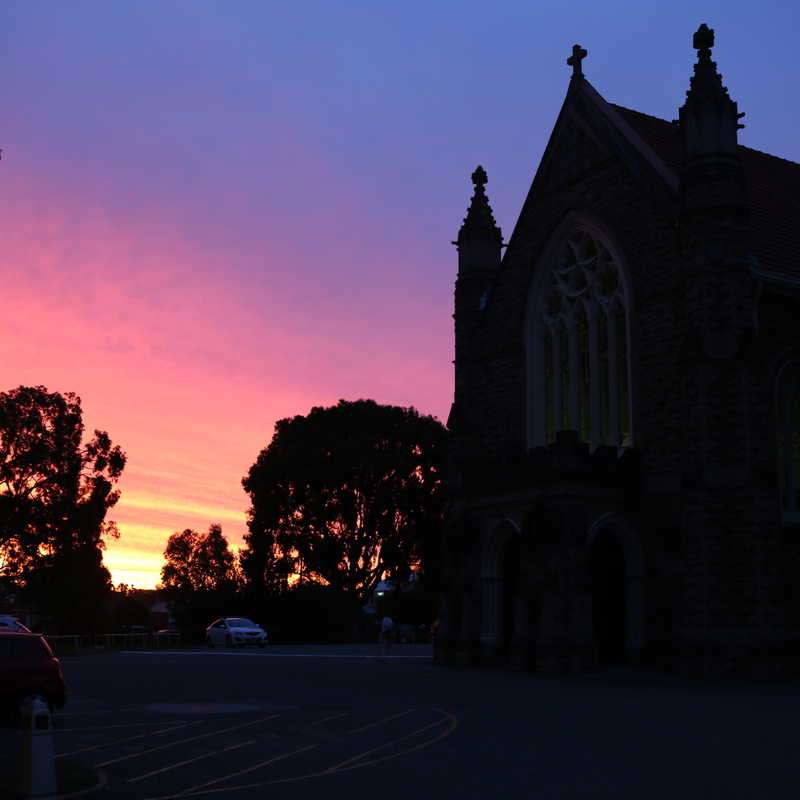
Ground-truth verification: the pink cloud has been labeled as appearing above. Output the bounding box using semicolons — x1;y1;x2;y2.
1;162;451;587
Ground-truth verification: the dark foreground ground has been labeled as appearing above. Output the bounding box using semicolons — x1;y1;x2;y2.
3;643;799;799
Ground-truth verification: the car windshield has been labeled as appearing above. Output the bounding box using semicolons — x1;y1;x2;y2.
0;618;28;632
226;618;255;628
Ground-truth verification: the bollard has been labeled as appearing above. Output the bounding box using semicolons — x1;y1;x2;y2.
18;696;57;798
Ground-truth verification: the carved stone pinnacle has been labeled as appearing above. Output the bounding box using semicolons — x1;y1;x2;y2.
693;23;714;52
471;165;488;188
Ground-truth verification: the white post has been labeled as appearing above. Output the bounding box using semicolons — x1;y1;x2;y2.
18;696;56;798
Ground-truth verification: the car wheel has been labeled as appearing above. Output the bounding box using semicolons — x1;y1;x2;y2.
206;636;214;649
225;634;232;648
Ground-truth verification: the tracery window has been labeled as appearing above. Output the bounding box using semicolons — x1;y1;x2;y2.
776;362;800;521
532;229;632;450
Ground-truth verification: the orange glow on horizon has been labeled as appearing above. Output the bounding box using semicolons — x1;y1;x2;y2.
1;171;449;591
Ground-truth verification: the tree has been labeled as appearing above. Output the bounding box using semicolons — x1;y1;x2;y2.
0;386;126;631
160;524;240;639
109;585;154;631
241;399;446;598
161;524;238;593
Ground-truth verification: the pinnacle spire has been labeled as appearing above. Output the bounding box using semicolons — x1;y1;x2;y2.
679;24;744;160
456;165;503;246
685;24;730;105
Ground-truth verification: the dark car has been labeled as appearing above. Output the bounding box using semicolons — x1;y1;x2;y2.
0;632;66;720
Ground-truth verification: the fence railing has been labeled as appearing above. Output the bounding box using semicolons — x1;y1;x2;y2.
45;632;182;652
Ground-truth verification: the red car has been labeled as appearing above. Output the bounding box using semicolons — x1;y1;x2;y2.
0;632;66;720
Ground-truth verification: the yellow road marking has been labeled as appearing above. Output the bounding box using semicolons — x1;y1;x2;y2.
309;712;349;726
323;713;451;773
175;743;317;795
57;721;203;758
95;715;278;768
127;740;256;783
347;708;414;734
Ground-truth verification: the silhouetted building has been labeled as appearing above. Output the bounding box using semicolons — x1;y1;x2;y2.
438;26;800;678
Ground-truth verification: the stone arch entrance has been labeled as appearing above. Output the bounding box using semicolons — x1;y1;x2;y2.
586;514;645;666
500;532;522;656
479;518;522;659
590;529;626;663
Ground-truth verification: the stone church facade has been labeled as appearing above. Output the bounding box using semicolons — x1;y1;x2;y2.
436;26;800;678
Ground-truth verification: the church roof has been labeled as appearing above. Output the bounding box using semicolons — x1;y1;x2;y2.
612;104;800;283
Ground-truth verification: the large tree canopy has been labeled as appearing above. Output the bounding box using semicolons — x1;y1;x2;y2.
0;385;126;630
241;399;446;595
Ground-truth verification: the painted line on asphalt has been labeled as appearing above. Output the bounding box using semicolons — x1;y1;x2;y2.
58;721;194;732
174;743;318;796
326;709;460;775
309;712;350;727
95;715;279;768
347;708;414;734
142;709;460;799
127;740;256;784
323;713;452;773
120;650;431;659
57;710;126;716
57;721;203;758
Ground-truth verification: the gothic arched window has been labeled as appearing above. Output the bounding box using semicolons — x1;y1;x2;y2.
529;229;633;450
776;362;800;522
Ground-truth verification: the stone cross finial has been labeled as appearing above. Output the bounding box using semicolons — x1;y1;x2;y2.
567;44;587;77
693;23;714;54
471;165;488;188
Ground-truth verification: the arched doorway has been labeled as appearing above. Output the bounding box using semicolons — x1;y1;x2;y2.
590;528;626;665
501;534;521;656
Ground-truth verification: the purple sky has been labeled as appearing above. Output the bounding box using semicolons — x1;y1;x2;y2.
1;0;797;587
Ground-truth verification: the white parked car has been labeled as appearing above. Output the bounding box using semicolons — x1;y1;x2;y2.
205;618;267;648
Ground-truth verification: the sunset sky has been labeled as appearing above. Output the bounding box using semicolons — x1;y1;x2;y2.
2;1;798;588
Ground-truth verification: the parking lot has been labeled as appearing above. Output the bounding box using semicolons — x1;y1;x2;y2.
4;644;800;798
53;698;455;798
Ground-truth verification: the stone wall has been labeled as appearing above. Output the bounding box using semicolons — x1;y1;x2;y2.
444;90;799;679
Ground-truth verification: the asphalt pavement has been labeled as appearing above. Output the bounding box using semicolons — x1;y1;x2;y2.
4;644;800;799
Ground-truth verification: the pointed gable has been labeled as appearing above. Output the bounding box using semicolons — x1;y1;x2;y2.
505;76;679;261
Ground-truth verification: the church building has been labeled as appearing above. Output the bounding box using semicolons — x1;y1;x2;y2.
437;26;800;677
